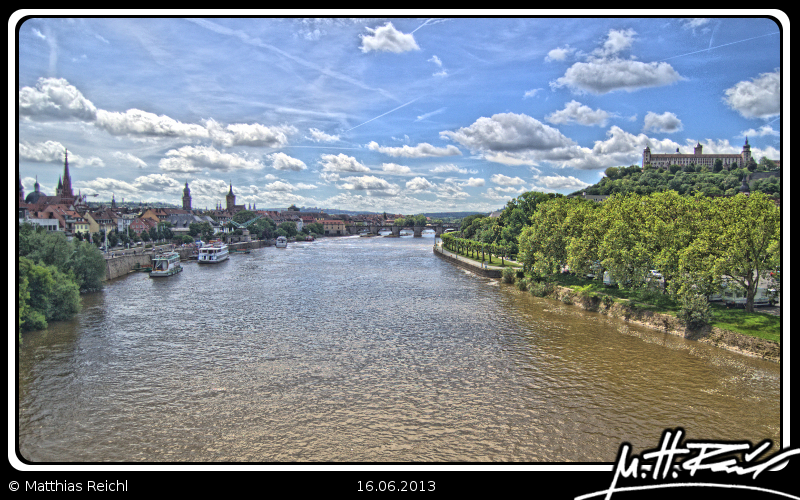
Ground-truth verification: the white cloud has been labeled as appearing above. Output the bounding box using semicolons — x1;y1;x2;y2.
319;153;371;173
523;88;543;99
428;55;443;67
739;125;780;137
440;112;575;153
112;151;148;168
643;111;683;133
490;173;526;186
550;29;682;95
592;29;636;58
429;164;477;175
19;77;98;121
551;59;683;95
545;45;575;62
19;140;104;168
338;175;400;196
723;69;780;119
268;152;308;171
532;174;590;191
307;128;340;142
158;145;265;173
405;177;435;192
265;180;299;192
545;100;614;127
360;22;420;53
464;177;485;187
436;179;470;200
367;141;461;158
205;119;296;147
381;163;413;175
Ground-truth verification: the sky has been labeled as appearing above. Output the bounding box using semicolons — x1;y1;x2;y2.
13;13;785;214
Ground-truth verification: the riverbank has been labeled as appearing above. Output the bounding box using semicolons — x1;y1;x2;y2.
433;245;780;363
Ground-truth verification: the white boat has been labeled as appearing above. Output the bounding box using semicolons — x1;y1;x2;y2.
197;240;229;264
150;252;183;277
378;229;392;236
276;236;288;248
399;228;414;237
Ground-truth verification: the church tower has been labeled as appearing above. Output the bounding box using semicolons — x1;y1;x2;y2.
60;149;74;205
741;137;752;166
182;181;192;211
226;182;235;211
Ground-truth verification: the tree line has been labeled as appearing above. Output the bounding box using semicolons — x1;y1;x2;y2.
445;189;779;315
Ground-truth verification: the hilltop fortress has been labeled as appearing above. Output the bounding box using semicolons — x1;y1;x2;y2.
642;138;777;170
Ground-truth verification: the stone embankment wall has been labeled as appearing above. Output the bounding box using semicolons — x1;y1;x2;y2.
546;285;780;362
433;246;502;278
103;240;271;281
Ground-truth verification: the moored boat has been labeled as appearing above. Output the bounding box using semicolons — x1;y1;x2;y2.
197;240;229;263
150;252;183;277
275;236;288;248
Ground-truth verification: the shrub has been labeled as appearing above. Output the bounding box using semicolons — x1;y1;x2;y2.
516;278;529;291
529;281;553;297
502;267;516;284
679;294;713;330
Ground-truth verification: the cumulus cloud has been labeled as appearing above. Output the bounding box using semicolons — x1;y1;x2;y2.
490;173;526;186
464;177;485;187
96;109;208;138
532;174;590;191
307;128;340;142
643;111;683;133
405;176;435;192
205;119;296;147
550;29;683;95
436;179;470;200
723;69;780;119
545;45;575;62
592;28;636;58
319;153;371;173
360;22;420;53
440;112;576;155
485;186;527;200
268;152;308;171
131;173;182;192
19;140;104;168
552;59;683;95
19;77;98;121
112;151;148;168
158;145;265;173
545;100;614;127
739;125;780;137
381;163;413;175
367;140;461;158
429;164;477;175
338;175;400;196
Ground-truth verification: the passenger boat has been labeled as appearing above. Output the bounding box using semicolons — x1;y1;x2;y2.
275;236;288;248
378;229;392;236
197;240;229;264
399;228;414;237
150;252;183;277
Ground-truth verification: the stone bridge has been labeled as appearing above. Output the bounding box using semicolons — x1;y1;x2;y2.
346;223;460;237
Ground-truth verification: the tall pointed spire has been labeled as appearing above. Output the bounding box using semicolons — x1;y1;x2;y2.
61;148;74;203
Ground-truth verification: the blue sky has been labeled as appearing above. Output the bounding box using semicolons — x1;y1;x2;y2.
14;14;784;213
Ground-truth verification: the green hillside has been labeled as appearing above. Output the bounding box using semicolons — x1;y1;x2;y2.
571;164;780;198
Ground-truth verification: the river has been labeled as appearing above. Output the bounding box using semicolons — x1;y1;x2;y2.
17;235;781;462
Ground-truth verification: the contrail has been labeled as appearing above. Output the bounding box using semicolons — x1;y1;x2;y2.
343;98;421;133
660;32;779;61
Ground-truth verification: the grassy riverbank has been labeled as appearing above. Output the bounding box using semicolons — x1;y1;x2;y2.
547;274;780;344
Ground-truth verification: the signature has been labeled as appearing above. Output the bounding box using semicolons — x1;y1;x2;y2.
576;428;800;500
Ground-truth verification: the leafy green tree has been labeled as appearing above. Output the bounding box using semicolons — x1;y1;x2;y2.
279;221;298;237
678;192;780;312
69;241;107;291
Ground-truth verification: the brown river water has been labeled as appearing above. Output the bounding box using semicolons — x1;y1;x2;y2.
16;236;782;462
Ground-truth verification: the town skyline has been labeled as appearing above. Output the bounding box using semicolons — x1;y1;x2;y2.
15;14;783;213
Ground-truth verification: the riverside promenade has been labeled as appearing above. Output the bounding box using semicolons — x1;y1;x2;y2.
432;239;506;279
